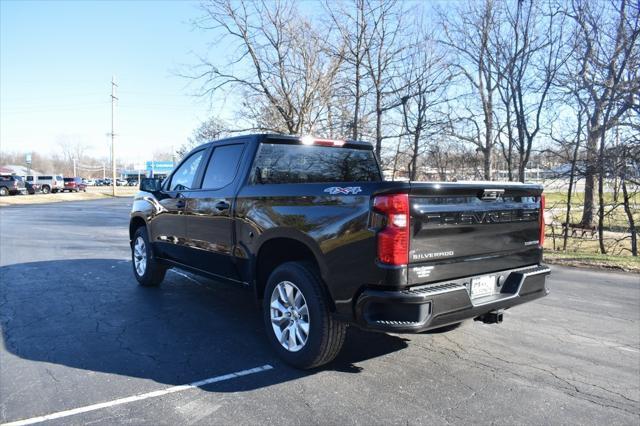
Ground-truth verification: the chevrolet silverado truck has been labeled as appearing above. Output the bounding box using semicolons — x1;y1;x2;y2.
129;134;550;369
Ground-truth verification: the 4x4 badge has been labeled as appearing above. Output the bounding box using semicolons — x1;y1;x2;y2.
324;186;362;195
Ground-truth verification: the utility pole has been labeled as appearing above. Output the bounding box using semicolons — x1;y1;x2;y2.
102;162;106;180
72;158;77;177
111;75;118;196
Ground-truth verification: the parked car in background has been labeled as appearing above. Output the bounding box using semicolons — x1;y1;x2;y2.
25;180;42;194
127;178;139;186
31;175;64;194
83;178;96;186
0;175;28;196
62;177;87;192
116;178;128;186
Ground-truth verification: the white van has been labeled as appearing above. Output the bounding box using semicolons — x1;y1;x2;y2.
26;175;64;194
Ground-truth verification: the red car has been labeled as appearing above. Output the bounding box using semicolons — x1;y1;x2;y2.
62;177;87;192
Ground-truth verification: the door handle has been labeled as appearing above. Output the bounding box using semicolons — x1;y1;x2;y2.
215;200;230;211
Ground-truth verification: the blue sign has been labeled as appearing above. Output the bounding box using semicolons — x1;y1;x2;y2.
145;161;175;178
145;161;174;171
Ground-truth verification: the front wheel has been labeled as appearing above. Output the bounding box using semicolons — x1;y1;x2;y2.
0;186;8;196
131;226;166;287
41;185;50;194
263;262;346;369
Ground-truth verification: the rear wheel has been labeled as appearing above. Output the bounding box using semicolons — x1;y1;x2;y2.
263;261;346;369
41;185;50;194
0;186;8;196
131;226;166;287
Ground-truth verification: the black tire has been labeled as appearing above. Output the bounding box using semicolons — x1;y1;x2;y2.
131;226;166;287
0;186;8;197
41;185;50;194
263;261;346;369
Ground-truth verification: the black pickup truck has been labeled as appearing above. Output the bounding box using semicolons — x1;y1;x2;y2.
130;134;549;369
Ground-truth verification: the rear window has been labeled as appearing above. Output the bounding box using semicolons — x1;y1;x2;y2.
251;143;381;184
64;178;74;182
40;176;52;180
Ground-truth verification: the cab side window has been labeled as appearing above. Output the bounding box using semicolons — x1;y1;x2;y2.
201;144;245;190
169;150;205;191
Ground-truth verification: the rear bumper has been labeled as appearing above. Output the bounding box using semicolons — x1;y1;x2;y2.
354;264;550;333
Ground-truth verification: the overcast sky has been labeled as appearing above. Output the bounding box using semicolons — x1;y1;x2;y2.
0;0;229;163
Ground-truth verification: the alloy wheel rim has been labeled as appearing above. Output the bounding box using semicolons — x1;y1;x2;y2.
133;236;147;276
270;281;310;352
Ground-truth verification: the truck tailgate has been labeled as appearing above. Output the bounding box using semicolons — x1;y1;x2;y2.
408;182;543;284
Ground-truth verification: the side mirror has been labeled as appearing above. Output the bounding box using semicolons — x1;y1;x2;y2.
140;178;162;193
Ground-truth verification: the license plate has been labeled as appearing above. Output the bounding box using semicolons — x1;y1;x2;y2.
470;275;496;298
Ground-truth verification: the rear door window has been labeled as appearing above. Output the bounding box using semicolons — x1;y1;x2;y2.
251;143;381;184
201;144;245;190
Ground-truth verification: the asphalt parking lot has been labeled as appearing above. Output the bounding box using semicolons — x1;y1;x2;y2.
1;198;638;425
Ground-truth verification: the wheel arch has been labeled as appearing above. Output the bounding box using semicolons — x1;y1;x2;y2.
129;215;147;243
253;234;333;310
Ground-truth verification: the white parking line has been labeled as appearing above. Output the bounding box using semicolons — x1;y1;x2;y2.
3;364;274;426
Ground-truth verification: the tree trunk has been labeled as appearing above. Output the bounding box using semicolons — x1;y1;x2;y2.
391;138;401;181
597;167;606;254
563;114;583;251
597;122;606;254
353;63;361;141
483;146;492;180
621;178;637;256
410;133;420;181
375;92;382;160
580;125;600;226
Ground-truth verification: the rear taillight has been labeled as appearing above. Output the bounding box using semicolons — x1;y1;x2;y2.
539;194;545;247
373;194;409;265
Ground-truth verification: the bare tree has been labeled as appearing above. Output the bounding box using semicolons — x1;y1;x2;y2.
397;29;450;180
192;0;342;135
177;116;229;158
325;0;372;140
440;0;501;180
564;0;640;226
362;0;409;158
495;0;567;182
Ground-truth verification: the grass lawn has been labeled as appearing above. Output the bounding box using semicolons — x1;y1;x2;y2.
544;191;639;230
0;186;138;207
